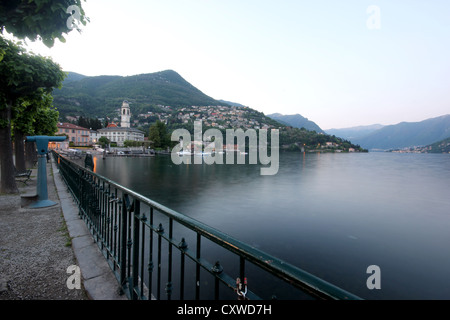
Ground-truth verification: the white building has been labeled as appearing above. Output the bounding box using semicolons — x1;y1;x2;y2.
97;126;144;147
90;130;100;145
121;100;131;128
97;101;145;147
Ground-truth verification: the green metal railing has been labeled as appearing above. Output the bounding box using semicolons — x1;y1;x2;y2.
53;151;361;300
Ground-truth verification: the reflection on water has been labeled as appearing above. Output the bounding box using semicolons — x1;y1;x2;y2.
93;152;450;299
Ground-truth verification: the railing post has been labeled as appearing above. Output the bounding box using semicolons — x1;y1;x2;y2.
166;218;173;300
78;169;84;219
140;212;147;299
132;199;141;300
212;261;223;300
196;233;201;300
113;190;119;265
156;223;164;300
148;207;154;300
120;194;128;293
179;238;188;300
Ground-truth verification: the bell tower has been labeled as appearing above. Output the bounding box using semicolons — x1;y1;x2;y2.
121;100;131;128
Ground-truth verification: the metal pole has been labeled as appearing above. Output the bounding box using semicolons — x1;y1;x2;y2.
29;154;57;208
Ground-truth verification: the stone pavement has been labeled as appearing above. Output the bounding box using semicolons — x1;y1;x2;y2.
0;157;127;300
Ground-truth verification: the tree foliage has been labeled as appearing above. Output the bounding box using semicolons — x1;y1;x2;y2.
12;91;58;136
11;91;59;171
0;37;67;193
149;121;170;149
33;97;60;135
98;136;110;148
0;0;89;47
0;0;88;193
0;38;66;107
76;116;103;130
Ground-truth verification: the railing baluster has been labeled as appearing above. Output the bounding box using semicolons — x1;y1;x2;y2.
113;189;119;267
116;195;122;272
148;207;154;300
105;186;111;258
132;199;140;300
106;187;110;251
166;218;173;300
196;233;201;300
126;197;132;281
179;238;188;300
119;194;127;290
211;261;223;300
156;223;164;300
100;182;106;250
140;212;146;299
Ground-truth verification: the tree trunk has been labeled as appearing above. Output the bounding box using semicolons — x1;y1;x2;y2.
0;103;19;194
14;129;26;172
25;141;37;169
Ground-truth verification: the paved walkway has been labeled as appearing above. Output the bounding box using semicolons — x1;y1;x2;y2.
0;158;126;300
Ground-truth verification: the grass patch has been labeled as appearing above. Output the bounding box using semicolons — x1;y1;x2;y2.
58;213;73;247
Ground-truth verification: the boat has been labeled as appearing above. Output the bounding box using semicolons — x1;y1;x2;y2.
194;152;212;156
177;150;192;156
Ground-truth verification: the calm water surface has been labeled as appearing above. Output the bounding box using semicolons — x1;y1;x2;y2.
92;152;450;299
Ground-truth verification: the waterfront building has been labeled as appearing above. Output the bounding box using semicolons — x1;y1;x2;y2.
98;101;145;147
56;122;91;146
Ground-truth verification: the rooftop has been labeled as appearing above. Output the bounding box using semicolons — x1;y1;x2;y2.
57;122;90;130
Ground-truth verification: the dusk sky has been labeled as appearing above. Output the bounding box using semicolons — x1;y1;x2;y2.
20;0;450;129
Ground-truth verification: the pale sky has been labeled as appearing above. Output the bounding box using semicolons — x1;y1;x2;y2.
20;0;450;130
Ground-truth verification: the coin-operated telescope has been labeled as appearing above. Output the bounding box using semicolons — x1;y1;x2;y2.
26;136;67;208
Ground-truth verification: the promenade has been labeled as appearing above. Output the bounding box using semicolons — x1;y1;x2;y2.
0;157;126;300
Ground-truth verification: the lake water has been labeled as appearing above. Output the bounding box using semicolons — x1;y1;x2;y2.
92;151;450;300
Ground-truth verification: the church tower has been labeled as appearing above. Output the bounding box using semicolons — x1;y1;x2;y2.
120;100;131;128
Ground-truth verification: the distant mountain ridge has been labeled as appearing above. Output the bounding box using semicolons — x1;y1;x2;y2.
266;113;324;133
218;100;248;108
63;71;87;83
346;115;450;150
325;124;385;141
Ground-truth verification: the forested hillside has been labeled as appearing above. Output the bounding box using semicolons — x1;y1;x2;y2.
53;70;224;118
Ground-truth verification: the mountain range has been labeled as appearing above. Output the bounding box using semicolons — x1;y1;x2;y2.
326;115;450;150
53;70;449;152
266;113;324;133
325;124;385;141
